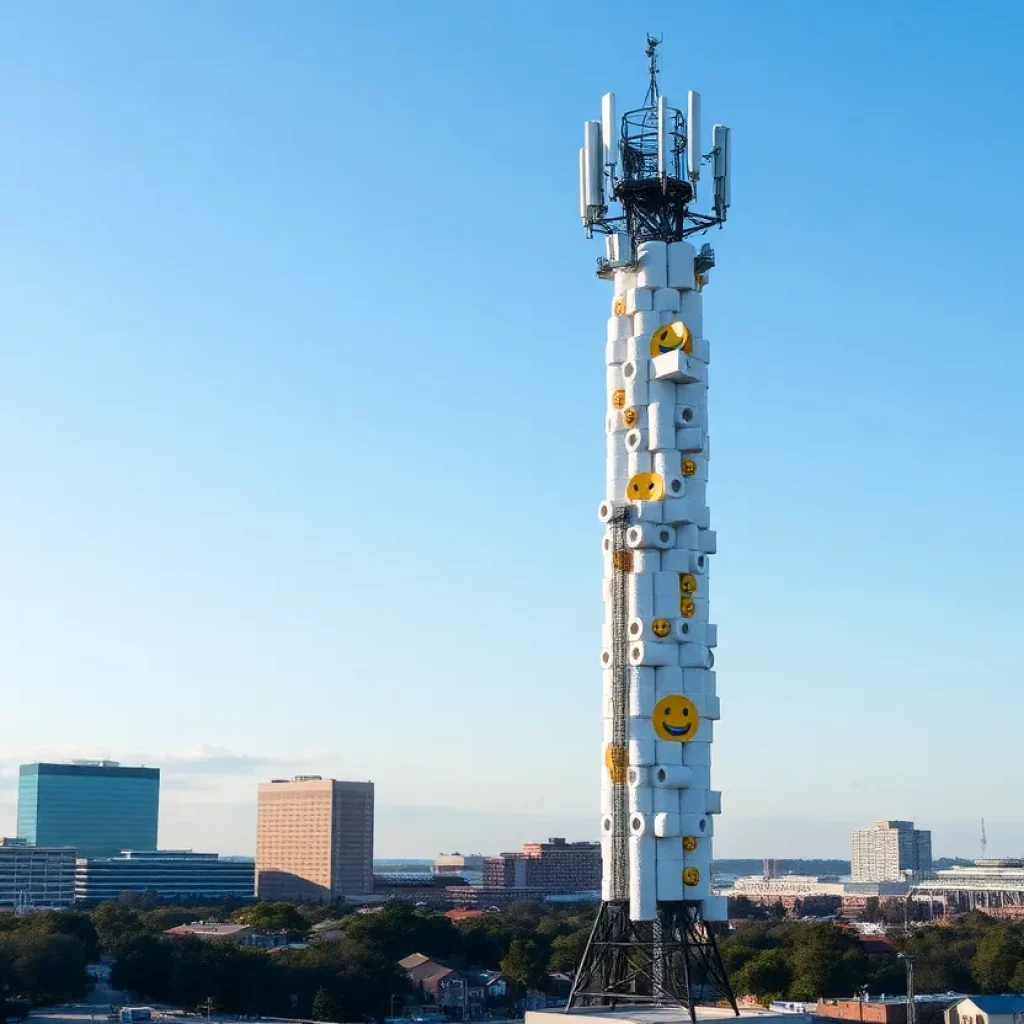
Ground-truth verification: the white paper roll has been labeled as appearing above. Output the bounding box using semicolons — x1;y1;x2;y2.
660;498;704;527
682;668;715;695
626;523;676;550
627;765;649;788
653;764;695;788
674;404;705;430
607;364;625;397
636;240;668;290
597;499;621;523
683;837;711;900
679;811;710;836
600;647;613;669
653;786;679;815
673;619;713;645
629;786;654;815
648;403;676;451
652;571;680;598
649;380;676;405
629;641;677;668
632;549;660;573
628;732;656;766
690;337;711;364
607;315;632;345
706;790;723;814
628;573;654;621
679;288;703;337
625;288;653;314
628;810;649;837
628;835;657;922
633;310;662;338
702;894;729;922
653;590;679;620
652;287;681;312
625;428;649;452
626;450;653;477
601;834;614;901
629;665;657;716
667;240;696;289
600;786;613;816
682;740;712;767
656;836;685;863
656;858;685;902
655;739;684;766
679;645;713;669
606;337;628;366
613;269;638;293
698;529;717;554
655;665;683;695
654;811;682;837
625;371;649;408
677;427;705;453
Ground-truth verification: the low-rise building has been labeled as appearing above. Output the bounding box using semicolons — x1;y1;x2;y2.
483;838;600;891
399;954;508;1018
75;849;255;901
0;837;76;910
948;997;1024;1024
164;922;290;948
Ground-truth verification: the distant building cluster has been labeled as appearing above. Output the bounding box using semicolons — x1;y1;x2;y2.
852;820;932;883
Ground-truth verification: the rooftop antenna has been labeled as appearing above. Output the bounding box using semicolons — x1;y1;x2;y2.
981;817;988;859
643;34;662;107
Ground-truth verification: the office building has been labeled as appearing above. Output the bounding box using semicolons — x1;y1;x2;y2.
433;853;486;885
17;761;159;858
0;837;76;910
256;776;373;900
483;838;601;891
851;820;932;882
75;850;255;902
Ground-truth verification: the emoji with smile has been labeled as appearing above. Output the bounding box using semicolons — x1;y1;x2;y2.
622;407;638;428
651;618;671;638
652;694;700;742
649;320;693;357
611;389;626;410
683;866;701;886
626;472;665;502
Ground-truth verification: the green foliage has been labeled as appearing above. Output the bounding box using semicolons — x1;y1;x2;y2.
548;930;589;973
312;985;343;1021
971;924;1024;992
232;901;308;935
500;938;548;991
340;902;461;962
0;929;89;1005
733;948;792;1005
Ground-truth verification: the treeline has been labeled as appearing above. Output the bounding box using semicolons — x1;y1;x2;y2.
0;910;96;1009
724;912;1024;1005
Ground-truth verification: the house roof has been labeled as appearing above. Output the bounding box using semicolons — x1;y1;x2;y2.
165;923;250;938
963;997;1024;1014
445;909;484;920
399;953;432;969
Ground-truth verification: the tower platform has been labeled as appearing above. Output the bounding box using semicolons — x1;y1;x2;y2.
529;1009;816;1024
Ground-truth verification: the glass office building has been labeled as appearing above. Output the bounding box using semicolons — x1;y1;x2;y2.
75;850;255;901
18;761;160;858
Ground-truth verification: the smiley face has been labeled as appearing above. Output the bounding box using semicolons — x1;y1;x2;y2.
612;295;627;316
681;458;696;477
626;473;665;503
649;320;693;357
652;694;700;742
622;406;638;428
651;618;671;638
611;389;626;410
679;574;698;595
683;866;701;886
682;835;698;852
680;596;696;617
604;744;627;784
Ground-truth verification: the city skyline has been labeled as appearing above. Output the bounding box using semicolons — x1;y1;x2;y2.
3;2;1024;863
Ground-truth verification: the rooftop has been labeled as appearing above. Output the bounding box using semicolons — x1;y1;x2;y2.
528;1007;813;1024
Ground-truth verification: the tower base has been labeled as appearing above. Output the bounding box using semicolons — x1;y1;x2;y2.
565;901;738;1021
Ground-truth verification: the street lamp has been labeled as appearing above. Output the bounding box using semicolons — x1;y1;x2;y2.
897;953;916;1024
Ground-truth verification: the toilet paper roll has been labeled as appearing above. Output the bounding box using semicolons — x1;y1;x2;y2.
628;835;657;922
625;428;649;452
628;810;649;837
607;364;625;397
656;836;685;863
628;573;654;621
625;371;649;408
607;316;632;345
601;623;613;649
652;571;680;598
679;289;703;337
653;786;679;815
649;380;676;405
679;645;713;669
706;790;722;814
636;240;668;290
698;529;717;554
652;287;681;312
652;350;703;384
674;404;706;430
675;524;701;549
703;694;721;719
659;547;705;574
597;499;623;523
601;668;613;715
632;501;663;524
653;590;679;619
683;837;712;899
601;834;614;901
628;733;656;766
673;619;713;645
629;664;657;716
629;642;677;668
619;404;648;430
600;786;613;816
605;337;628;366
653;764;695;789
654;665;683;696
629;786;654;816
648;403;676;451
605;412;626;436
656;858;685;902
601;812;614;835
702;894;729;922
654;811;682;837
655;740;684;766
627;765;649;788
633;310;662;337
679;810;710;835
661;474;687;500
613;269;638;292
626;451;653;476
625;288;653;314
676;381;706;403
676;428;706;455
632;549;660;573
626;523;675;550
690;337;711;364
661;498;703;526
688;765;712;790
602;717;614;747
667;240;696;289
600;647;613;669
682;740;712;767
682;668;715;696
628;617;672;645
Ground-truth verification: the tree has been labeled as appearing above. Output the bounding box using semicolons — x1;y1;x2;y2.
861;898;881;923
972;925;1024;992
233;902;308;936
549;931;589;973
312;986;343;1022
734;948;793;1004
92;901;146;957
788;924;870;1000
501;939;548;992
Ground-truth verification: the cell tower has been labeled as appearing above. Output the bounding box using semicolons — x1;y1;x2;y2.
567;39;736;1019
981;818;988;859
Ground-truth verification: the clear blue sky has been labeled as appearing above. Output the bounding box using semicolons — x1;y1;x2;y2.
1;0;1022;861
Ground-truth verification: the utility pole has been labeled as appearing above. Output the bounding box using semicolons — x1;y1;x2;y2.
205;998;213;1023
898;953;916;1024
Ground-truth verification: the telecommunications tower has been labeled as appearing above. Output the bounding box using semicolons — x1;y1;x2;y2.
567;38;736;1018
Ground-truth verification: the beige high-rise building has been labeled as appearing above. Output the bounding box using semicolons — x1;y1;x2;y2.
256;776;374;900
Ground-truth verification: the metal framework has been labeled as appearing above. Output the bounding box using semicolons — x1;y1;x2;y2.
608;507;632;901
566;900;738;1020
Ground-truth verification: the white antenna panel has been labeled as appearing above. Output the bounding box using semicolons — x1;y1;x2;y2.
578;147;587;223
712;124;731;212
687;91;701;181
657;95;669;178
601;92;618;172
584;120;604;208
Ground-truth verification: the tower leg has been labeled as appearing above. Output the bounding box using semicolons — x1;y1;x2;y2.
565;901;737;1018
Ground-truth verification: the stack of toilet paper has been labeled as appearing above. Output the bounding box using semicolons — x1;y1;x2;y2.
600;237;723;924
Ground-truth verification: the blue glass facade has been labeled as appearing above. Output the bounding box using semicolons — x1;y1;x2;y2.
17;763;160;858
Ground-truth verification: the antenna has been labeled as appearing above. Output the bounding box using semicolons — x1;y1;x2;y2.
643;34;662;106
712;124;731;221
578;148;587;225
656;95;669;181
981;817;988;859
687;91;701;183
602;93;618;176
584;121;604;215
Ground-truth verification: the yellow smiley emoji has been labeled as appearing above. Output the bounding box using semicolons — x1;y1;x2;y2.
612;296;627;316
626;473;665;503
681;458;696;477
679;574;698;595
649;320;693;357
680;596;696;617
652;695;700;742
622;407;638;428
651;618;671;638
682;835;698;852
683;866;701;886
611;389;626;410
604;744;627;784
